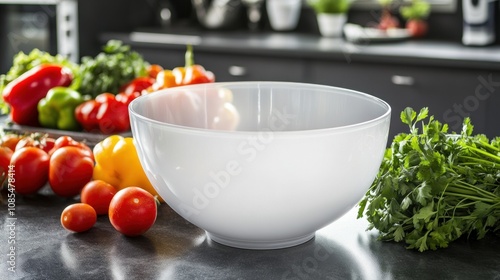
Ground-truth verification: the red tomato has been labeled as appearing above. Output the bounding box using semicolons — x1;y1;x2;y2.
43;137;56;152
61;203;97;233
109;187;157;236
0;134;23;151
15;133;55;153
80;180;117;215
48;136;94;161
406;19;428;38
10;147;50;195
49;146;94;197
0;147;13;180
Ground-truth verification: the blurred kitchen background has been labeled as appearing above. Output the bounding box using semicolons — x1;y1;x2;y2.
1;0;498;62
1;0;500;140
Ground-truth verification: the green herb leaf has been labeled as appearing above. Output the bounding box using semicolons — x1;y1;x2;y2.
358;107;500;252
75;40;149;98
401;107;416;126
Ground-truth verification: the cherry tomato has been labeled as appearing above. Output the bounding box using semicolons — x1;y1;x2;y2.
80;180;117;215
109;187;157;236
61;203;97;233
15;133;55;153
0;147;13;181
10;147;50;195
0;133;23;151
49;146;94;197
48;136;94;161
43;137;56;152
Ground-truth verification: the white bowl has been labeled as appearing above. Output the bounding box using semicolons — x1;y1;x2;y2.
129;82;391;249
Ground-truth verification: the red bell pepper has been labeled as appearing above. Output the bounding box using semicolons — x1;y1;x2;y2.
74;99;100;132
120;76;155;95
2;64;73;126
115;90;141;107
75;92;137;134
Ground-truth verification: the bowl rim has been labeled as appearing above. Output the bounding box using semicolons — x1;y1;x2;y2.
129;81;391;136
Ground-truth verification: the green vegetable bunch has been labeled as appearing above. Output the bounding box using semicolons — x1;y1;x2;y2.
358;107;500;252
307;0;350;14
400;0;431;20
75;40;149;98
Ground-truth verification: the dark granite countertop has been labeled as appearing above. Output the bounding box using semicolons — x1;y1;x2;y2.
101;30;500;70
1;186;499;279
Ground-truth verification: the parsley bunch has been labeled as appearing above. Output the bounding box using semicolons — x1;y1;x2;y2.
75;40;149;98
358;107;500;252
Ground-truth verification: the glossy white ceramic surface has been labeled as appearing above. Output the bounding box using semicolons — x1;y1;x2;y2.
129;82;391;249
266;0;302;31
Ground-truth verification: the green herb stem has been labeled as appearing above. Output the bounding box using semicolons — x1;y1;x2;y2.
457;156;499;170
444;192;498;204
462;145;500;164
438;215;477;220
473;140;500;153
446;182;499;200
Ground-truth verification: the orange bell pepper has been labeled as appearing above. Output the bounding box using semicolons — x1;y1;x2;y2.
150;45;215;92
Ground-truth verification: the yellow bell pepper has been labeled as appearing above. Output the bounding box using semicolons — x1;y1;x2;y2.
93;135;162;201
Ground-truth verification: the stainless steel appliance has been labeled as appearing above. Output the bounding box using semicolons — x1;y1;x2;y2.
191;0;244;29
0;0;78;73
0;0;138;74
156;0;193;28
462;0;497;46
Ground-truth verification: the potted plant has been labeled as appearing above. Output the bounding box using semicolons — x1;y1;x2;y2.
376;0;400;30
400;0;431;37
308;0;351;37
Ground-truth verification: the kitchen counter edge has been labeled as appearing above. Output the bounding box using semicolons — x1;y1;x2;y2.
100;31;500;71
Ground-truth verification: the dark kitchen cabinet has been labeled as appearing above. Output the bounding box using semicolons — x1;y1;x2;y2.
137;47;186;69
138;48;306;83
192;52;306;82
307;61;500;140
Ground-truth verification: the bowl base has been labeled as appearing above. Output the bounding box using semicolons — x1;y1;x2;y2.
206;232;315;250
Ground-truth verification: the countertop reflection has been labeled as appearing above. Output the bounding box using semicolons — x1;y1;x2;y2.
1;187;499;280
